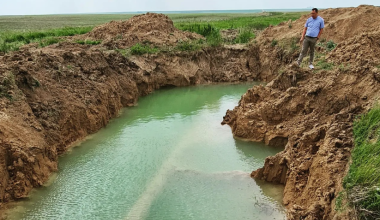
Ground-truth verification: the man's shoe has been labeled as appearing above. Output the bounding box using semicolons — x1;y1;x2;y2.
309;64;315;69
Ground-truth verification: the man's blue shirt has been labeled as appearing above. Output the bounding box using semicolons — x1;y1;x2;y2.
305;16;325;37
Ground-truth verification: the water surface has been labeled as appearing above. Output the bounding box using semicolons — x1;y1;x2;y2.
8;83;285;220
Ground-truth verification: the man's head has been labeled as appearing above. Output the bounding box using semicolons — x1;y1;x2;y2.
311;8;319;19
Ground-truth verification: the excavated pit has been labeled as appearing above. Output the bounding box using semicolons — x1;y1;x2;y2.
1;5;380;220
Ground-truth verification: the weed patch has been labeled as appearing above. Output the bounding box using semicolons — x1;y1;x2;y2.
0;27;93;53
271;40;278;47
341;106;380;219
234;29;255;44
130;43;159;55
175;40;202;51
316;57;334;70
39;37;61;47
326;40;337;51
76;40;102;45
317;39;337;52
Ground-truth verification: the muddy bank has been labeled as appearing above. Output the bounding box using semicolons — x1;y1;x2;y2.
223;5;380;220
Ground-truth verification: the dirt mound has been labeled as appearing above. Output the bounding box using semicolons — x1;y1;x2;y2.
223;64;380;219
81;13;203;48
327;29;380;66
258;5;380;44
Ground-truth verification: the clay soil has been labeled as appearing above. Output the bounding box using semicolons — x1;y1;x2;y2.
1;5;380;220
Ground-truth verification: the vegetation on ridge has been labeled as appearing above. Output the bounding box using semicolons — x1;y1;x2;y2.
337;106;380;219
0;12;306;53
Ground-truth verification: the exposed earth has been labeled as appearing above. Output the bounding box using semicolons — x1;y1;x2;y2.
1;5;380;220
223;5;380;219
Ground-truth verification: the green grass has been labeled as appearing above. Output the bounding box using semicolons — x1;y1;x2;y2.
175;12;304;30
326;40;337;51
0;27;93;52
175;12;304;46
129;43;159;55
341;106;380;219
176;23;223;46
234;29;255;44
316;57;334;70
271;39;278;47
76;40;102;45
0;11;306;53
175;40;203;51
3;27;92;43
316;39;337;52
39;37;61;47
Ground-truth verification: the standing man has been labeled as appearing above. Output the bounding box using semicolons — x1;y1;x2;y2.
296;8;324;69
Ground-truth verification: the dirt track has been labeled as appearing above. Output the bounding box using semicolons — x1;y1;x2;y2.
1;5;380;220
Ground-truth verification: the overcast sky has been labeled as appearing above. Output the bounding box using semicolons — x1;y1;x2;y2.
0;0;378;15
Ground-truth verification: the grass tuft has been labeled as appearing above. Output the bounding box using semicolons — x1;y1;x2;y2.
316;57;334;70
341;106;380;219
177;23;222;47
76;40;102;45
317;39;337;52
177;23;218;38
130;43;159;55
39;37;61;47
326;40;337;51
234;29;255;44
271;39;278;47
175;40;203;51
3;27;92;44
0;26;93;53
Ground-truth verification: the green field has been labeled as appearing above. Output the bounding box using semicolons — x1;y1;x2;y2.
0;12;307;53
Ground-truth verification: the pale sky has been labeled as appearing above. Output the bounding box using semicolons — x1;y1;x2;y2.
0;0;378;15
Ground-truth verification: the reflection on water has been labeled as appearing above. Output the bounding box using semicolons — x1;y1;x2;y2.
7;83;285;220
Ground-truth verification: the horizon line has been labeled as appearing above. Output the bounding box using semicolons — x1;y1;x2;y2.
0;8;320;16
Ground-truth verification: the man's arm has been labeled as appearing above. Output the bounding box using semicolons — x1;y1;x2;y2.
317;28;324;40
317;18;325;40
300;27;307;43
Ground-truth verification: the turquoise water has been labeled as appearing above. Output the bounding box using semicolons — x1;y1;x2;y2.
7;83;285;220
